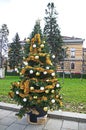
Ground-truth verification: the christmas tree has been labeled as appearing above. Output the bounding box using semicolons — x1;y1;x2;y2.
9;34;62;118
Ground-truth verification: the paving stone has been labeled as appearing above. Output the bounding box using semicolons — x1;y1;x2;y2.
62;120;78;130
24;124;44;130
44;118;62;130
79;122;86;130
0;109;12;119
0;116;16;126
6;123;26;130
0;124;8;130
8;112;17;120
0;104;86;130
16;116;28;125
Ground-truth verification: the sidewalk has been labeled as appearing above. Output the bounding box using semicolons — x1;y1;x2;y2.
0;102;86;130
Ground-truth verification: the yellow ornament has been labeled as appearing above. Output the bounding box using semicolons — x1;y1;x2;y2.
33;96;37;99
56;95;59;98
40;44;44;48
45;90;49;93
43;107;48;111
51;90;55;93
30;87;34;90
36;72;40;76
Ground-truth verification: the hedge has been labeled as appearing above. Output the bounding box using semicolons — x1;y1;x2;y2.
58;72;86;78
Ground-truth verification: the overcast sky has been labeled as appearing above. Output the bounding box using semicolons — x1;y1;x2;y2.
0;0;86;47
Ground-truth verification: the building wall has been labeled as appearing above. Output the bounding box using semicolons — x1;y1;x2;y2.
64;43;83;73
58;37;85;74
83;48;86;73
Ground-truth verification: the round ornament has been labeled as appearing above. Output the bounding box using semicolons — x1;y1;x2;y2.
16;91;19;95
51;90;55;93
56;95;59;98
35;55;39;59
36;72;40;76
30;87;34;90
40;44;44;48
56;83;60;88
52;55;55;59
15;68;18;71
33;96;37;99
40;87;44;90
51;72;55;76
23;61;28;65
45;90;49;93
29;70;33;74
15;68;19;73
23;98;27;102
46;66;49;69
43;71;47;75
43;107;48;111
51;99;55;103
33;44;36;48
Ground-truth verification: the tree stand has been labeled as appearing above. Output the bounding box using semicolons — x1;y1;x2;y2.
27;107;47;124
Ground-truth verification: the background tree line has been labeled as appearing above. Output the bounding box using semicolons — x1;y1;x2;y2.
0;2;63;71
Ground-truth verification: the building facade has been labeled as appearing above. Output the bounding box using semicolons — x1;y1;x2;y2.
58;36;85;74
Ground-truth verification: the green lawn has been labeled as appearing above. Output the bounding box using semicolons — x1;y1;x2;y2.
0;76;86;113
60;78;86;113
0;76;19;103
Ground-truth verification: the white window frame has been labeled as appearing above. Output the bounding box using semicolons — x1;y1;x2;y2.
70;48;75;58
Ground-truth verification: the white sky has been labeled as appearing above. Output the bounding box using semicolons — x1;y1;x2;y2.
0;0;86;47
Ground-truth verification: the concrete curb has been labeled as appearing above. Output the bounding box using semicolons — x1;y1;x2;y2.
0;102;86;123
48;111;86;123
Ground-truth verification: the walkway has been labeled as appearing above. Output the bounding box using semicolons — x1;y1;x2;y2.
0;102;86;130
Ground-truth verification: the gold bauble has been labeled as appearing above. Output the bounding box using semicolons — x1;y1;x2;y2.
51;90;55;93
45;90;49;93
40;44;44;48
30;87;34;90
43;107;48;111
56;95;59;98
36;72;40;76
33;96;37;99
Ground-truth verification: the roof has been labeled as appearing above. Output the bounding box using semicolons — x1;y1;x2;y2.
62;36;85;43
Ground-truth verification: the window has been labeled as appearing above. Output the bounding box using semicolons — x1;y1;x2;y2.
70;48;75;58
61;62;64;69
71;62;75;69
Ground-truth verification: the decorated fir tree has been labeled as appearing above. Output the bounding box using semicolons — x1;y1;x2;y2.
9;34;62;120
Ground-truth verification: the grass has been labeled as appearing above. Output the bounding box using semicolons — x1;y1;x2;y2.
0;76;19;103
60;78;86;113
0;76;86;113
